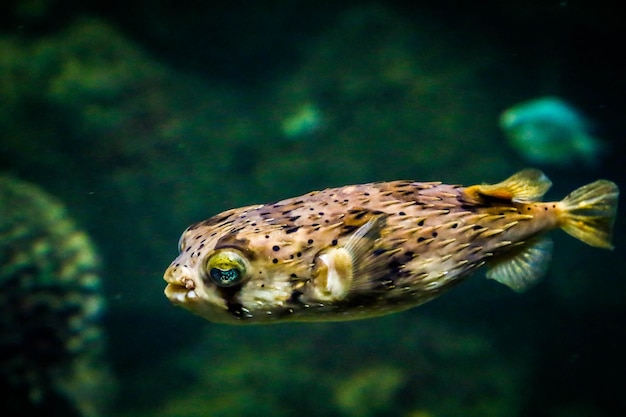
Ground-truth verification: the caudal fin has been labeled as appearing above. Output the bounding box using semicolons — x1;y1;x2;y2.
558;180;619;249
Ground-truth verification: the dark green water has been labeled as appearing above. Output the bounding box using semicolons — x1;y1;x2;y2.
1;1;624;416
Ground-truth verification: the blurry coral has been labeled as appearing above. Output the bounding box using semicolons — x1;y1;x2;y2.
334;365;405;417
499;96;605;166
0;175;114;417
118;317;526;417
0;18;261;315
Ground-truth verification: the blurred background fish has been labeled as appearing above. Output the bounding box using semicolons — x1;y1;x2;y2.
499;96;606;166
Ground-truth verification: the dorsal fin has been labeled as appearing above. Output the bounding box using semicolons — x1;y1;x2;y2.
465;169;552;203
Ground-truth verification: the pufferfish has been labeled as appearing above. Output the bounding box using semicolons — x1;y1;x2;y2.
164;169;618;324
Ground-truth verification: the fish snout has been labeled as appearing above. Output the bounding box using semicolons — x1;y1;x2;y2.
163;263;199;304
163;263;195;285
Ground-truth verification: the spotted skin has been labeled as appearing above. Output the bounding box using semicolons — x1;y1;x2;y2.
164;170;618;324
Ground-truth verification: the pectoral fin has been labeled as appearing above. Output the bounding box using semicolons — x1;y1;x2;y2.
310;213;387;301
486;236;553;292
313;248;354;301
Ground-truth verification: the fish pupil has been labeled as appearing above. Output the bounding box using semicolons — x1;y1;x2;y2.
210;267;241;286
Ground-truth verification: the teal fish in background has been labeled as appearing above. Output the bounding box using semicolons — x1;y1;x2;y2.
281;102;325;139
500;96;605;166
164;170;618;324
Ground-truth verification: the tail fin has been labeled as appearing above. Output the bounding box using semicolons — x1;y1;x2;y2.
558;180;619;249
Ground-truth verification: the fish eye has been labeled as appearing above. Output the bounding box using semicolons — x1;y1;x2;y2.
206;249;249;287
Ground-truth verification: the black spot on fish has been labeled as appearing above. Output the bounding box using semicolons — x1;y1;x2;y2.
198;212;236;228
227;302;245;318
216;286;247;319
340;225;359;235
272;245;280;252
214;234;255;260
285;226;300;234
288;290;303;304
352;210;369;220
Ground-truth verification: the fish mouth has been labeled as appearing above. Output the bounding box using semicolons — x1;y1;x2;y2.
163;265;198;304
164;283;190;302
164;282;204;306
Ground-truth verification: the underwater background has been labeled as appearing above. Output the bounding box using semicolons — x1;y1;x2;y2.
1;1;624;416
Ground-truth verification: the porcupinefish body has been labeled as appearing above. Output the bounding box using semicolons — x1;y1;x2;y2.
164;169;618;324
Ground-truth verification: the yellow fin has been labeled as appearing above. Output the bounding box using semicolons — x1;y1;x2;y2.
486;237;553;292
468;169;552;202
557;179;619;249
311;214;387;301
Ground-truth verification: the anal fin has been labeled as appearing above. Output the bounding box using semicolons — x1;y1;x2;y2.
486;237;553;292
